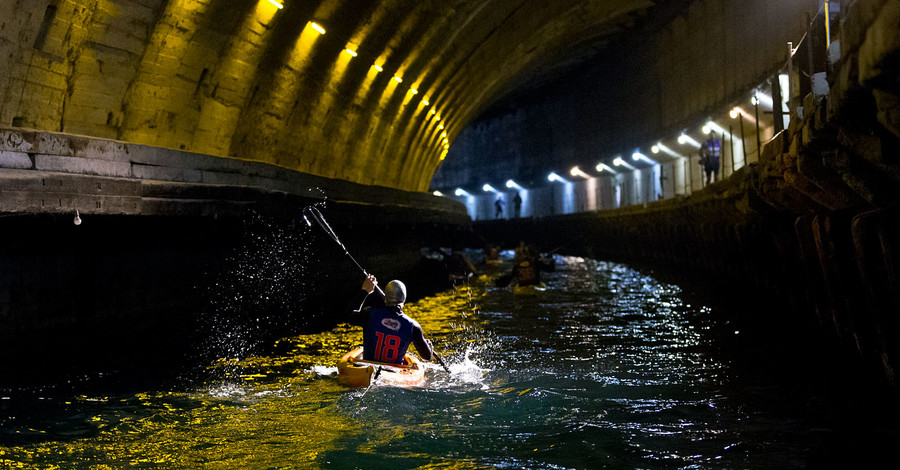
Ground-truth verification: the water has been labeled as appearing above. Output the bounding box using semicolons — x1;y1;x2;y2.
1;253;897;469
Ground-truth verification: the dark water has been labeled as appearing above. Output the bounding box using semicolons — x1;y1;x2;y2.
1;252;897;469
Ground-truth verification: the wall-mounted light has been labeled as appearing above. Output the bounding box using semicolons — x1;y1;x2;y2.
677;133;701;148
421;98;430;106
344;48;357;57
654;142;685;159
310;22;326;35
266;0;284;9
596;162;618;173
455;188;471;197
547;172;568;183
482;184;498;193
730;106;756;123
506;180;523;190
393;76;403;83
613;157;637;170
632;151;657;164
705;121;732;139
433;190;444;197
373;64;383;72
651;145;660;154
570;166;591;178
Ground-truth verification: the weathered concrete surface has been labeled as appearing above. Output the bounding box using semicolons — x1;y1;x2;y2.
0;0;675;193
0;127;468;221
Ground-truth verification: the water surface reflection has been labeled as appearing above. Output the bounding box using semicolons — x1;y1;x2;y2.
0;254;895;468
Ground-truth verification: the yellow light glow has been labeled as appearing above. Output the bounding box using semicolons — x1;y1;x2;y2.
438;124;443;130
373;64;383;72
265;0;283;9
344;48;357;57
441;132;447;138
393;76;403;83
410;88;418;94
435;115;441;121
422;99;430;106
310;22;325;35
430;109;436;115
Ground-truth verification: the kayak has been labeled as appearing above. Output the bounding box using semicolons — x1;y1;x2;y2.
511;282;547;296
336;346;426;388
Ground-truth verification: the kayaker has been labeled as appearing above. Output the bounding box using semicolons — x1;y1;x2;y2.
346;274;434;365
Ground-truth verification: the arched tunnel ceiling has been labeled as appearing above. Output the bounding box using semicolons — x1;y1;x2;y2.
0;0;670;193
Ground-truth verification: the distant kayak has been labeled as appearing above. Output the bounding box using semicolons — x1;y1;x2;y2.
336;346;426;388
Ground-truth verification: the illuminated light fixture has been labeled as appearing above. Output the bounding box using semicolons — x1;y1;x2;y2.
677;133;701;148
506;179;523;190
373;64;383;72
753;92;774;109
570;166;591;178
409;88;418;94
438;124;444;130
705;121;731;137
441;132;447;138
482;184;498;193
310;22;326;35
613;156;637;170
430;109;436;115
393;76;402;83
433;190;444;197
655;142;685;159
422;98;430;106
730;106;756;123
596;162;618;173
632;151;657;164
701;124;712;135
547;172;568;183
651;145;660;154
266;0;284;9
454;188;471;197
435;115;441;121
344;48;357;57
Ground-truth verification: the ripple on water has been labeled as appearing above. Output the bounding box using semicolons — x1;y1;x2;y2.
0;253;895;469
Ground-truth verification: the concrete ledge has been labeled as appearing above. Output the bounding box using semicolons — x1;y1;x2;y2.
0;127;469;224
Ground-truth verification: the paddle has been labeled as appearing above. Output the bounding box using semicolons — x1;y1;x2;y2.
302;205;452;374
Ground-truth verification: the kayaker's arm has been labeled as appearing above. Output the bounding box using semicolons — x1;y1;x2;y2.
410;323;433;361
346;274;378;326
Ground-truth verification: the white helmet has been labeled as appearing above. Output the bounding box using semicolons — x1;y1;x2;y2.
384;280;407;306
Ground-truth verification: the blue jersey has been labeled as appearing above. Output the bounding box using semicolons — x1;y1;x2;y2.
363;306;416;364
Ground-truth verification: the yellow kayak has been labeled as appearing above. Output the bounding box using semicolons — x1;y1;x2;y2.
336;346;426;388
511;282;547;296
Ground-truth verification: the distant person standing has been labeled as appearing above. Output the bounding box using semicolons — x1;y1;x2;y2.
494;196;504;219
513;192;522;218
702;132;721;185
